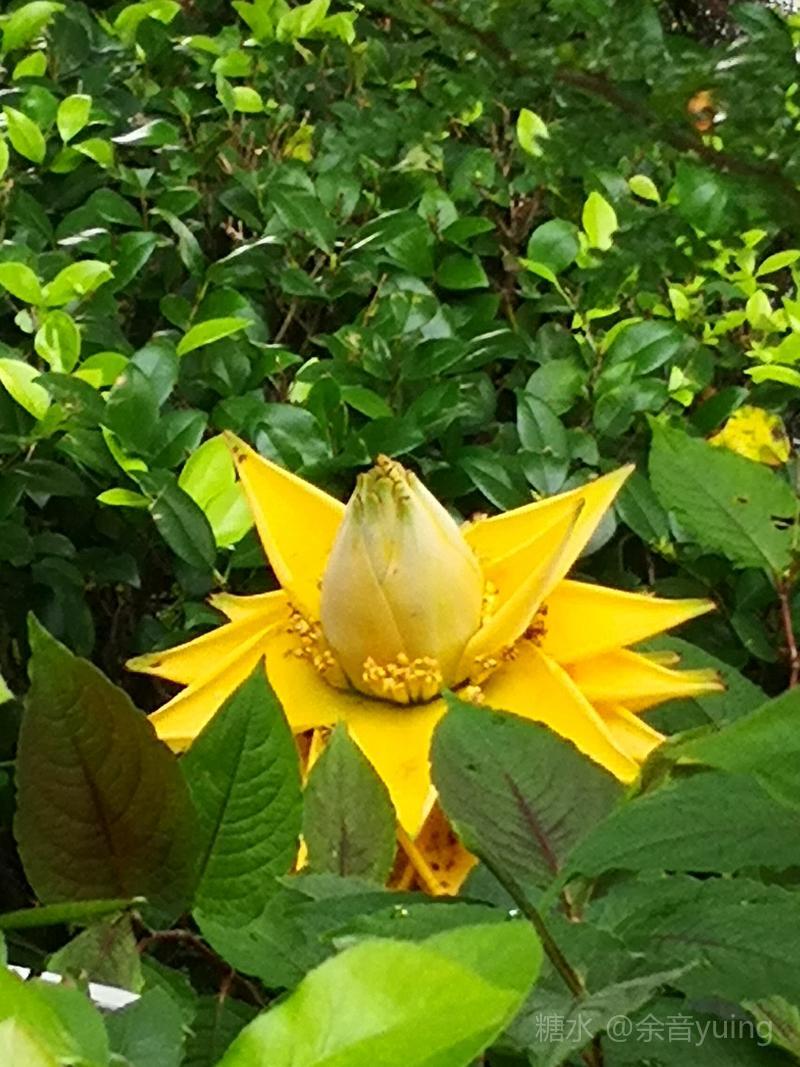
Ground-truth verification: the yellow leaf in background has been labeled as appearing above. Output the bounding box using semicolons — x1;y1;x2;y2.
709;405;790;467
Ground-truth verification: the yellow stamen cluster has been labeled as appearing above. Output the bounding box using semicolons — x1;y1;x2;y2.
469;607;548;685
361;654;443;704
287;609;340;681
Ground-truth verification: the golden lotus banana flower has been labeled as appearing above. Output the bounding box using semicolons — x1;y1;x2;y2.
128;434;722;892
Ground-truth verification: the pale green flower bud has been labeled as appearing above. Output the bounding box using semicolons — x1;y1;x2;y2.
320;457;483;703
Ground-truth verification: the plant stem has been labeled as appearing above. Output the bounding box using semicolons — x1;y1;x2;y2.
482;858;586;999
778;581;799;687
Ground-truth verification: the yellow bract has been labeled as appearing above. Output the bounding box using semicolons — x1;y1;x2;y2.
129;435;723;892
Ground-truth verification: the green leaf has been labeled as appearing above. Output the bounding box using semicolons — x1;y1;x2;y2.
103;364;158;455
276;0;330;41
605;876;800;1004
0;1020;58;1067
755;249;800;276
183;996;258;1067
0;970;106;1067
42;259;113;306
176;316;252;356
113;0;180;44
49;915;142;992
627;173;660;202
0;357;50;419
649;422;796;574
436;252;489;290
217;922;542;1067
270;181;335;252
182;666;302;929
13;54;48;82
516;108;549;156
3;105;46;163
138;471;217;571
524;219;580;279
303;723;396;883
615;470;670;545
0;897;137;931
567;770;800;878
106;988;185;1067
671;687;800;807
0;261;43;303
231;86;263;113
14;617;198;919
1;2;64;53
0;137;8;178
97;487;150;508
582;191;618;250
56;93;91;143
433;697;621;889
34;309;81;371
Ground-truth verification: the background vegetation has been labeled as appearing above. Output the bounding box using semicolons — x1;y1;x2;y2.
2;1;800;1064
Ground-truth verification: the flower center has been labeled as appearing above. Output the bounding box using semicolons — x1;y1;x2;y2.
361;654;443;704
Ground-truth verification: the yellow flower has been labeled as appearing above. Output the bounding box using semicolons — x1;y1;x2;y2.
709;405;790;467
128;435;722;891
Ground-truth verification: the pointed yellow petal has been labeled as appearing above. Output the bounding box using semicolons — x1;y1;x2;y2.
569;648;724;711
598;704;665;763
397;805;477;896
464;465;633;569
263;627;366;733
458;503;584;675
540;580;715;664
265;623;444;836
148;629;276;749
344;699;446;838
127;602;284;686
480;643;640;782
225;433;345;618
208;589;287;623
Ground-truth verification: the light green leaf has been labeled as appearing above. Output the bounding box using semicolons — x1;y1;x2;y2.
74;137;114;168
177;316;252;355
516;107;549;157
0;1019;59;1067
178;435;235;508
755;249;800;277
0;261;43;303
0;357;50;419
582;190;618;250
745;289;776;330
0;137;8;177
14;617;198;919
303;723;397;883
13;51;48;78
56;93;91;143
231;86;263;113
97;488;150;508
34;309;81;371
113;0;180;44
3;105;46;163
628;173;660;202
276;0;330;42
218;922;542;1067
42;259;113;306
1;2;64;53
182;666;302;929
746;364;800;387
649;422;796;574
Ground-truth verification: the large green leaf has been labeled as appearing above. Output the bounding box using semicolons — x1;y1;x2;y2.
671;687;800;806
432;697;621;890
217;922;542;1067
182;666;302;930
14;618;198;919
649;423;796;574
138;471;217;571
303;722;396;883
567;769;800;877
